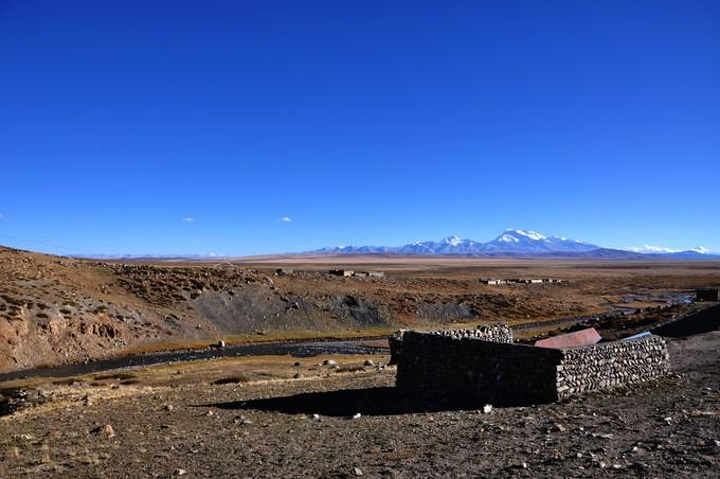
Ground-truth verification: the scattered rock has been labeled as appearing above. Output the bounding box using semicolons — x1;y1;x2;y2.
353;467;364;476
293;373;304;379
704;439;720;453
352;413;362;420
91;424;116;438
482;404;492;414
363;359;374;367
323;359;338;366
164;404;174;412
234;415;253;425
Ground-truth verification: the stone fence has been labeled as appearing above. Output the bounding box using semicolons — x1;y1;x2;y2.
555;336;669;399
394;330;669;405
389;323;513;365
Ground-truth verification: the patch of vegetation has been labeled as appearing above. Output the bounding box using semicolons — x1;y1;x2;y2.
93;372;137;381
52;378;84;386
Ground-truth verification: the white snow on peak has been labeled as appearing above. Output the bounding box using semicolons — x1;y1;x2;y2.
442;235;463;246
628;245;679;254
498;234;519;243
627;245;712;255
507;229;546;241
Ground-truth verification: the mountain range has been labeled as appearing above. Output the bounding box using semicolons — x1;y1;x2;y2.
311;229;717;259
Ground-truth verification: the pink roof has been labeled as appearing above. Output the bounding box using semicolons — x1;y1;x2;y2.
535;328;602;349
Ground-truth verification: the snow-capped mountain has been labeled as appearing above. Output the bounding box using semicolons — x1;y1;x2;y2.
310;229;716;258
628;245;711;255
482;229;598;253
312;229;599;256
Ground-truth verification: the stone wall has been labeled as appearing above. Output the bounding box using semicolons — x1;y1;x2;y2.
652;303;720;338
427;323;514;342
395;331;669;405
555;335;669;399
396;332;560;405
388;323;512;365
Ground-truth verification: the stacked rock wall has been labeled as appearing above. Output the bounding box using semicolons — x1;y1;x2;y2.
555;335;669;399
428;323;514;342
395;332;669;405
395;332;561;405
388;323;512;365
652;303;720;338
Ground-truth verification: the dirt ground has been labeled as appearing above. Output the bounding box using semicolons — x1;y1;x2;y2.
1;331;718;478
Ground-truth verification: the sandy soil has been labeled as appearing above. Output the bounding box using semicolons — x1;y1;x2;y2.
1;331;718;478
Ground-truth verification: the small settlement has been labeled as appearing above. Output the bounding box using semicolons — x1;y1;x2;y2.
480;278;566;285
329;269;385;278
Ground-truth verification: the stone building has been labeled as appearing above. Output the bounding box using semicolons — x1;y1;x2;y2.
328;269;354;277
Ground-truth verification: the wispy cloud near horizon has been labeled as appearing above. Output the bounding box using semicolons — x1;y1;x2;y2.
181;216;196;222
279;216;292;223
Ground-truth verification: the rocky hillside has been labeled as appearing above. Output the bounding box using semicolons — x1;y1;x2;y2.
1;246;713;373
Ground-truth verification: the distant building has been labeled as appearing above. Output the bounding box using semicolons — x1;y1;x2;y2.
696;288;720;302
482;278;565;285
329;269;354;277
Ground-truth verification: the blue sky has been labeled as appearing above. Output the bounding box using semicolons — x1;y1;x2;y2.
1;0;719;255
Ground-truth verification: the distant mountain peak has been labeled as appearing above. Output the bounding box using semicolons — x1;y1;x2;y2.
442;235;463;246
497;233;519;243
309;229;715;259
628;245;679;254
628;245;711;255
504;229;547;241
312;229;599;256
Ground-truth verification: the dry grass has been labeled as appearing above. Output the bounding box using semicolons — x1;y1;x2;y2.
1;353;392;394
120;326;396;356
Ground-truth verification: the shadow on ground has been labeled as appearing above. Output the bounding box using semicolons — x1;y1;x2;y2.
202;387;537;417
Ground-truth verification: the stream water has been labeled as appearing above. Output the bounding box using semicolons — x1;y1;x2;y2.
1;293;694;384
0;338;390;383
